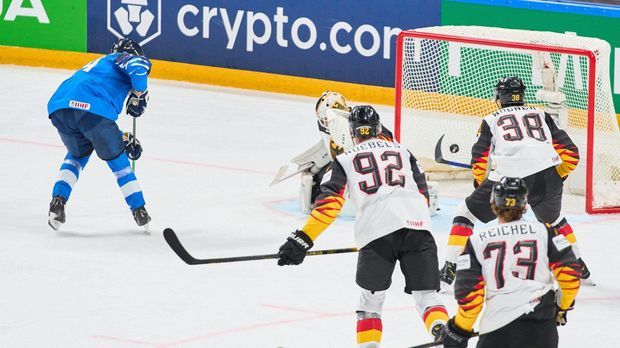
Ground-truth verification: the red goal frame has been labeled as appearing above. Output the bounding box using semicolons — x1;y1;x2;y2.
394;30;619;214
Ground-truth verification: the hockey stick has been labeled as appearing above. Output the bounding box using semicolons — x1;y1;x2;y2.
269;162;314;186
163;228;358;265
434;134;472;169
131;116;137;171
407;332;479;348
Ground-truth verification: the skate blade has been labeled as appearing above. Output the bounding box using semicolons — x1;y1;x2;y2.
48;214;62;231
142;223;151;235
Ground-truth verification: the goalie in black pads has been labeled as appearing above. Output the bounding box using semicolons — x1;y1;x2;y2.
277;106;448;347
440;76;590;290
440;177;582;348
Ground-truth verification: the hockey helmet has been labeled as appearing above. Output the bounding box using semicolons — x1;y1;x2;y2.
494;76;526;107
315;91;350;128
111;38;144;56
349;105;381;138
491;177;528;210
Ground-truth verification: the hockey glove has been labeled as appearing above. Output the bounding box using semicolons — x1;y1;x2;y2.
577;258;591;279
126;90;149;117
277;230;313;266
555;307;568;326
122;132;142;160
555;300;574;326
440;318;473;348
439;261;456;285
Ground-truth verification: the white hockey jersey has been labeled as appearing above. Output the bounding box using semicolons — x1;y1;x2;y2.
453;218;582;334
476;106;562;182
300;138;430;248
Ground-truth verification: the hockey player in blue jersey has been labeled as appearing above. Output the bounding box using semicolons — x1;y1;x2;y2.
47;38;151;230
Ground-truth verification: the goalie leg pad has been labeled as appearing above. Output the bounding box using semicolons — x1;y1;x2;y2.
427;180;439;216
299;171;314;214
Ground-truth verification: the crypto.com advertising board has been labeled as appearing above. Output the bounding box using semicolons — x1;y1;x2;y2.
87;0;441;87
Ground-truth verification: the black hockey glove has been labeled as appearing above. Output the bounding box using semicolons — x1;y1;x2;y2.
439;261;456;285
122;132;142;160
126;90;148;117
577;258;591;279
277;230;313;266
555;300;574;326
440;318;473;348
555;307;568;326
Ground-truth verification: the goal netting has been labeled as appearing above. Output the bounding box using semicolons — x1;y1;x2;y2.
395;26;620;214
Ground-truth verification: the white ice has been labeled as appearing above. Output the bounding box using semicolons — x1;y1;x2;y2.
1;65;619;348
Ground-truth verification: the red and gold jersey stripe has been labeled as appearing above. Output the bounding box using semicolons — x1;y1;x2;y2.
471;121;492;186
302;195;345;240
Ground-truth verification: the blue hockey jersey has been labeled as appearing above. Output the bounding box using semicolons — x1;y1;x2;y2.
48;53;152;121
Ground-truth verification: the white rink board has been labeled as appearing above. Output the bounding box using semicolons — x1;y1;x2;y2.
1;66;619;347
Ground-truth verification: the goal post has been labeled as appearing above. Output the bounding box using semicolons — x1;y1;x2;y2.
394;26;620;214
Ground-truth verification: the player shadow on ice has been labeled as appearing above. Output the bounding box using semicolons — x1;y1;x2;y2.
55;229;147;238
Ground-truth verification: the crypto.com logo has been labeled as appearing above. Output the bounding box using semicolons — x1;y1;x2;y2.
107;0;161;46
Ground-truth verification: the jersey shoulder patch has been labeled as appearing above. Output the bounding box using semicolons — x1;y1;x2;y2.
552;234;571;251
457;253;471;271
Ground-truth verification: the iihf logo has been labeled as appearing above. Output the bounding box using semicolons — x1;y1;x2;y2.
107;0;161;46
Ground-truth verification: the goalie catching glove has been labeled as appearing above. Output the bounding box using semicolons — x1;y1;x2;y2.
277;230;313;266
122;132;142;160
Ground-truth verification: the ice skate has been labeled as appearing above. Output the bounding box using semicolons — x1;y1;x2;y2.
132;206;151;233
48;196;66;231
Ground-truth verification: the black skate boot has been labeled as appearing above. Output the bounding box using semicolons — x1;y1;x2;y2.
431;322;446;342
48;195;67;231
132;206;151;228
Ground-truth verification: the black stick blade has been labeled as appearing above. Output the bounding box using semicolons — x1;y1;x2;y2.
434;134;472;169
163;228;200;265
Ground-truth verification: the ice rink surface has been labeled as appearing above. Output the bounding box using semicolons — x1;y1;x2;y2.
1;65;619;347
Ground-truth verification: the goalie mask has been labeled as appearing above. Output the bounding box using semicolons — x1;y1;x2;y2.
491;177;528;210
494;76;525;107
349;105;381;139
315;91;350;129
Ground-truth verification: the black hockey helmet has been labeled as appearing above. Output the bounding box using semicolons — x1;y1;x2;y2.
491;177;528;210
111;38;144;56
494;76;526;107
349;105;381;138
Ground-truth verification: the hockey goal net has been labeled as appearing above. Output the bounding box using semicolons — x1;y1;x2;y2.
394;26;620;214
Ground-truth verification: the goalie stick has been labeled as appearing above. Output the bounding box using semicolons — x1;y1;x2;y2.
163;228;358;265
269;162;314;186
434;134;472;169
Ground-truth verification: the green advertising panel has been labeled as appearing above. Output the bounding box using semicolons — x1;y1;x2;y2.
442;0;620;113
0;0;85;51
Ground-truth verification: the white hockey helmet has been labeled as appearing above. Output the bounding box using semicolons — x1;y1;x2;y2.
315;91;350;128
